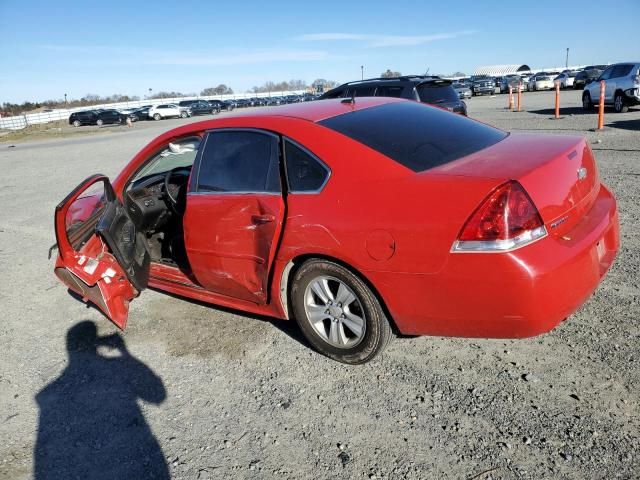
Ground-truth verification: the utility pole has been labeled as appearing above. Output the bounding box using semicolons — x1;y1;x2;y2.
565;48;569;69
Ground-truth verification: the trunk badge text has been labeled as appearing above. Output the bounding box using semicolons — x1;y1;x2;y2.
577;167;588;180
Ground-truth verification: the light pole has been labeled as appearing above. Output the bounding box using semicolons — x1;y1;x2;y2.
361;65;364;80
64;93;67;106
565;48;569;69
148;88;152;99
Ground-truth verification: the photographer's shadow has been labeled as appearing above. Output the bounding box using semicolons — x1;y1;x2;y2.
34;321;169;479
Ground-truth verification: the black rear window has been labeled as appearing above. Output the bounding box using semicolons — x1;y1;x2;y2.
417;84;459;104
319;102;507;172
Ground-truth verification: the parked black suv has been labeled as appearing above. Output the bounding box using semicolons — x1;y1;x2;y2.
574;69;603;90
68;109;128;127
319;76;467;115
188;100;220;116
69;110;99;127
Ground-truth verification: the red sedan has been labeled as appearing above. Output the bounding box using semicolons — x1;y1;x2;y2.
53;97;619;364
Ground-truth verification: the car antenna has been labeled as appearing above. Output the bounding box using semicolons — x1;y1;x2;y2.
341;92;355;105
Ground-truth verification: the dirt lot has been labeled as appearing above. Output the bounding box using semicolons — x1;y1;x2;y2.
0;91;638;479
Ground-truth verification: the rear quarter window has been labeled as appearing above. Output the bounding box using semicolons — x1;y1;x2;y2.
374;85;405;98
319;102;507;173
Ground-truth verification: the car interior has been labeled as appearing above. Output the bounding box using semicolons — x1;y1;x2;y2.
123;136;201;271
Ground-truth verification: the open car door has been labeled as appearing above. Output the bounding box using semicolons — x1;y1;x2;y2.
53;174;150;329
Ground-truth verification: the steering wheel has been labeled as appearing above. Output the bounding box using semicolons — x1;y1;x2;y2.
163;167;191;215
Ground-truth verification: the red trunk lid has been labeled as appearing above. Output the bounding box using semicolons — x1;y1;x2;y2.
429;133;600;236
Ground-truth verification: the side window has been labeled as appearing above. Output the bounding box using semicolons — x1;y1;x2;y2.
354;86;376;97
375;86;404;98
284;139;330;192
196;131;280;193
599;67;613;80
612;64;632;78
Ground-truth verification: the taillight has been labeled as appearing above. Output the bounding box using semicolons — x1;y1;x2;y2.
452;181;547;252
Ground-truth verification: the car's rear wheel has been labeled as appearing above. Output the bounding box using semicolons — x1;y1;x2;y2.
153;113;161;121
613;92;629;113
96;119;104;126
180;111;188;118
72;120;81;127
291;259;392;364
582;92;594;110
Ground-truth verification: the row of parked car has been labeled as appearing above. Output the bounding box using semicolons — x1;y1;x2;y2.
68;93;321;126
68;63;638;127
445;62;639;113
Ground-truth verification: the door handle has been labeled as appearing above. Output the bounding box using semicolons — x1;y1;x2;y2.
251;214;275;225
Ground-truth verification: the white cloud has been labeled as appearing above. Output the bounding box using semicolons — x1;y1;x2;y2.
296;30;476;47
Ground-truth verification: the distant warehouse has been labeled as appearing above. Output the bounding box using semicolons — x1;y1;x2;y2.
473;64;532;77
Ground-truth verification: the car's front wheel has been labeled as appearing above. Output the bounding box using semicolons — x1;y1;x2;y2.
613;92;629;113
96;119;104;126
291;259;392;364
582;92;594;110
180;111;188;118
153;113;161;121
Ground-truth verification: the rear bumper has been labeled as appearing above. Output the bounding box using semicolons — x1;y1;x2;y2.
369;184;620;338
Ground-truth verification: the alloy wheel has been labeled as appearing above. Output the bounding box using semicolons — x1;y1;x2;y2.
303;275;366;349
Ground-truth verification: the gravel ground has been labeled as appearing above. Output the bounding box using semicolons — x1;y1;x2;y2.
0;90;638;479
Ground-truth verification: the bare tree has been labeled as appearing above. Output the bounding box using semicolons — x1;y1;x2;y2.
201;84;234;96
150;91;185;99
311;79;339;92
380;69;401;78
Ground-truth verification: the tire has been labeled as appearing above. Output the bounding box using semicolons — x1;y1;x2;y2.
180;111;188;118
290;259;392;364
613;92;629;113
72;120;81;127
153;113;161;121
96;119;104;126
582;92;594;110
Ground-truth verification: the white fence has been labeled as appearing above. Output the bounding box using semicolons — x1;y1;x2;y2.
0;90;308;130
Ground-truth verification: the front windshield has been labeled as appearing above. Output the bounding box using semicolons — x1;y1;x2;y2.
130;137;201;184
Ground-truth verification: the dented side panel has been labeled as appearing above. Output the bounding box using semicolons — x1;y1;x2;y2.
183;193;285;304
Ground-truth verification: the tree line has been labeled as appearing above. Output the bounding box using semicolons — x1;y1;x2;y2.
1;78;336;116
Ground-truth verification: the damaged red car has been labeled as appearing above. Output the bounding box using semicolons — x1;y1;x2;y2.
53;97;619;364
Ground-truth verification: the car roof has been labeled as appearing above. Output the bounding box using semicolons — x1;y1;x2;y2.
338;75;441;85
225;97;406;123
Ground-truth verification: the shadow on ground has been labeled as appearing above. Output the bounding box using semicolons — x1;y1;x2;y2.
34;321;169;479
527;106;594;117
608;118;640;131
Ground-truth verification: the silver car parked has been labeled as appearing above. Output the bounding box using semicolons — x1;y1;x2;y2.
583;62;640;113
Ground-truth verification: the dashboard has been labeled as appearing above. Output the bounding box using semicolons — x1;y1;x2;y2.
125;171;188;231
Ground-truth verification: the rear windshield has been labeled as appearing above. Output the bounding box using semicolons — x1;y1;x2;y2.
319;102;507;172
417;84;459;104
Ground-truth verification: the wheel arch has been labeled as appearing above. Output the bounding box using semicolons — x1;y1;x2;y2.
278;253;400;334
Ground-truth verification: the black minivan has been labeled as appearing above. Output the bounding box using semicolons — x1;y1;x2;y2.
319;76;467;115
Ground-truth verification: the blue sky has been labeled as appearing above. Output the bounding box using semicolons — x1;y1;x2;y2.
1;0;638;103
